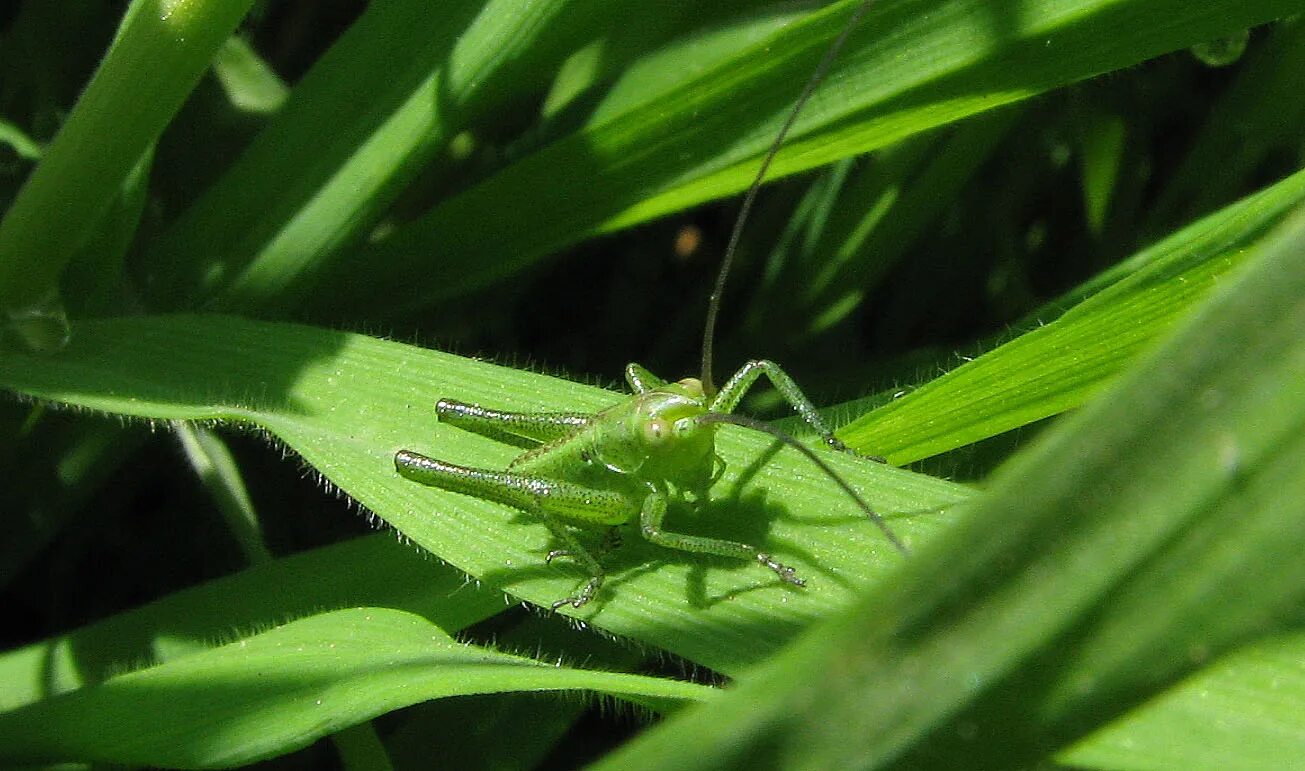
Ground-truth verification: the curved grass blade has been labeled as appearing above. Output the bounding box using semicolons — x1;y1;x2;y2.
320;0;1299;318
838;166;1305;462
0;534;506;714
0;607;713;769
0;314;970;674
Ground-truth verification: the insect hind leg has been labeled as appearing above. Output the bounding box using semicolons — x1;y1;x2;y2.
436;399;592;444
393;450;631;609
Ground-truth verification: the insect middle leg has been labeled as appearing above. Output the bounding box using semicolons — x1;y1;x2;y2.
638;490;804;587
708;359;879;459
547;526;622;566
394;450;633;609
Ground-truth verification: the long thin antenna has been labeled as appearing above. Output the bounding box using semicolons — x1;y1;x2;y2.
698;411;908;553
700;0;876;396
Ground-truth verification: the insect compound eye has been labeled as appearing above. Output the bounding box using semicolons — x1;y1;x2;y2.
643;418;670;446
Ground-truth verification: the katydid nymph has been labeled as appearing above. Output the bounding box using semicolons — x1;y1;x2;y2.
395;0;904;610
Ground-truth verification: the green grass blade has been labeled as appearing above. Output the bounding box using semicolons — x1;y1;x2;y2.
332;723;393;771
839;167;1305;462
1147;18;1305;231
385;614;645;771
0;416;135;589
211;35;288;115
0;607;713;769
322;0;1299;317
588;204;1305;769
0;119;41;161
0;314;969;673
1059;633;1305;771
140;0;485;310
746;107;1018;342
60;147;153;317
142;0;632;314
1079;111;1127;235
0;0;255;342
0;534;506;714
175;422;272;565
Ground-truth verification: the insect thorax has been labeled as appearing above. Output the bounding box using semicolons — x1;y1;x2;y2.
587;385;716;492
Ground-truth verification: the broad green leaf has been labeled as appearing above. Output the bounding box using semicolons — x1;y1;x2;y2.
839;167;1305;462
0;607;713;769
588;205;1305;769
6;1;1302;768
316;0;1300;318
0;534;506;714
0;314;970;674
1060;633;1305;771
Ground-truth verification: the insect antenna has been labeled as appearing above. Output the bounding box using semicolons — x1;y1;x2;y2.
700;0;876;397
697;411;908;554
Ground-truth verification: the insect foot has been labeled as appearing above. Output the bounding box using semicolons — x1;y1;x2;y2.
546;526;622;565
550;575;603;611
757;552;805;587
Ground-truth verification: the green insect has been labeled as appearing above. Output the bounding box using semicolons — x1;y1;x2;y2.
395;0;903;610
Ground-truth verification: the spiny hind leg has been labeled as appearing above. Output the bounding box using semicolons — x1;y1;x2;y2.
637;491;803;587
393;450;633;609
708;359;884;462
436;399;592;444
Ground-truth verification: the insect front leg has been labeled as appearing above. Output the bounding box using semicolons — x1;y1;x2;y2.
394;450;636;609
637;489;804;587
709;359;881;460
624;363;666;394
